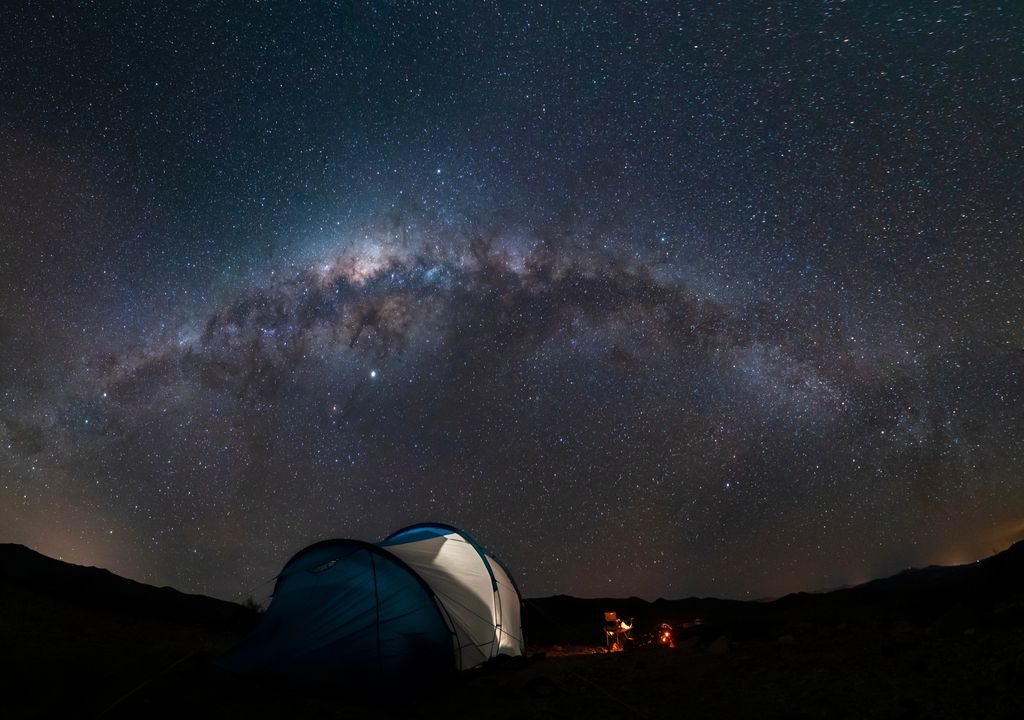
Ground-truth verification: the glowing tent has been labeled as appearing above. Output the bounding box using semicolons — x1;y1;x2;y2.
380;524;524;670
220;524;524;684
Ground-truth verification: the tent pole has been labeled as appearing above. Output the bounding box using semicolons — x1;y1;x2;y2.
370;552;381;672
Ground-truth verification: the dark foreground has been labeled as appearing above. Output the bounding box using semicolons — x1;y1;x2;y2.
2;543;1023;719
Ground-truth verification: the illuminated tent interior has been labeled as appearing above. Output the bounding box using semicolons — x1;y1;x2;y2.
220;524;524;684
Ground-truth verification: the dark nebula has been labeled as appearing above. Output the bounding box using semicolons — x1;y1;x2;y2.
1;2;1022;600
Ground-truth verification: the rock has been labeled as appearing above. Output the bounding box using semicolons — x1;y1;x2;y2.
526;676;560;698
991;602;1024;627
708;635;730;655
890;619;914;638
934;605;974;635
679;636;700;651
890;618;921;646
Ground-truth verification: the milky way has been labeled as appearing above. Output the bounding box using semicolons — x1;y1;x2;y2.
1;2;1022;600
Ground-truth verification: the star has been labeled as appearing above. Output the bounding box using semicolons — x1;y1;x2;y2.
0;0;1019;603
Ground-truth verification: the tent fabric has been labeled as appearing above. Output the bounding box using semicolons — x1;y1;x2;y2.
381;524;524;669
220;525;524;684
486;553;525;655
219;539;454;684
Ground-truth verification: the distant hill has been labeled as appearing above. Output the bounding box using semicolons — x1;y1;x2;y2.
0;543;254;628
4;539;1023;648
0;543;256;717
4;539;1023;649
524;540;1024;645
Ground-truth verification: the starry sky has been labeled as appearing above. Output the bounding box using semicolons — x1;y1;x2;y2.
1;1;1022;602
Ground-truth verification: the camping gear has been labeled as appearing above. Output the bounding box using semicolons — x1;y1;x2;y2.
220;523;524;684
603;611;634;651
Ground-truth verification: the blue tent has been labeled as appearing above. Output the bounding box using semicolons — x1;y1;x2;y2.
220;526;524;684
220;539;455;684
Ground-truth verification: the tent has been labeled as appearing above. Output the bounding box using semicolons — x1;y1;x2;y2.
380;524;524;670
220;524;524;684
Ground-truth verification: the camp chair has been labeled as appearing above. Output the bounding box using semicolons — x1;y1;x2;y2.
603;612;634;651
603;612;619;649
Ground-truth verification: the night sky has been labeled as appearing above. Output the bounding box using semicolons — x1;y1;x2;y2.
1;2;1022;602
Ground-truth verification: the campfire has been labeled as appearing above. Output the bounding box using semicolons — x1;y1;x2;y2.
659;623;674;648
